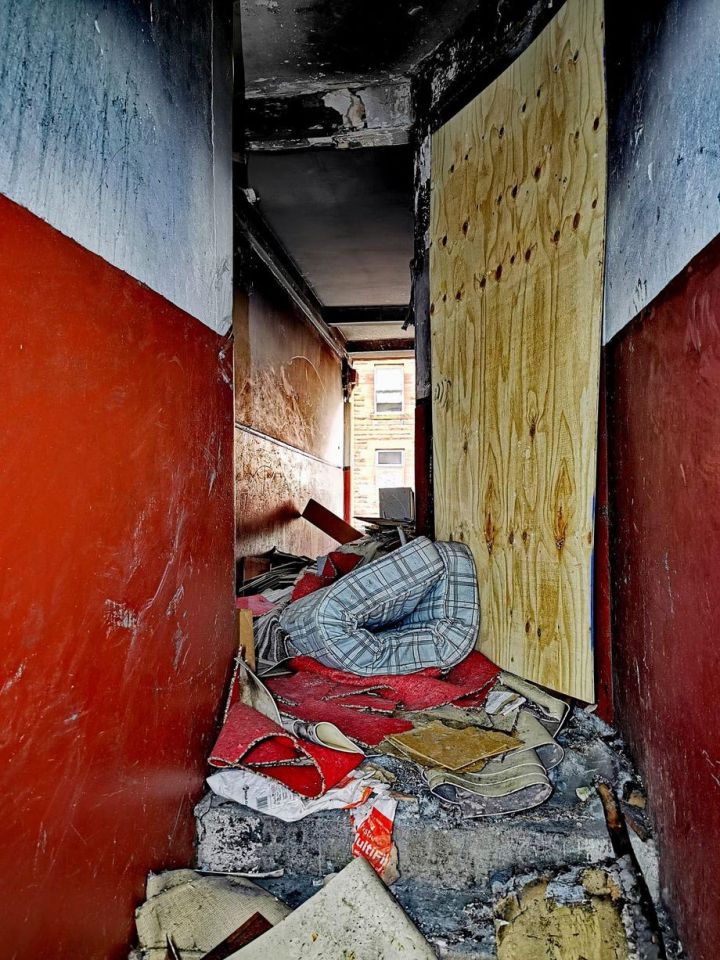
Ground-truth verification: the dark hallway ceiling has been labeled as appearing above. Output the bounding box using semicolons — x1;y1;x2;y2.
238;0;479;98
248;147;413;307
236;0;554;346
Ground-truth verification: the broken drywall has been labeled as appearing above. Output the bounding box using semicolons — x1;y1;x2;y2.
495;870;629;960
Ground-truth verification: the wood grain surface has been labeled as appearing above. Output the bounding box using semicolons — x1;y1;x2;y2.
430;0;606;700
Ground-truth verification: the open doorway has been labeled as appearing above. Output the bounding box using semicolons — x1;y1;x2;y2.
350;356;415;522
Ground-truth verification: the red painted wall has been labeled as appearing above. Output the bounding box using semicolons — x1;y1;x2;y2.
607;236;720;960
0;196;235;959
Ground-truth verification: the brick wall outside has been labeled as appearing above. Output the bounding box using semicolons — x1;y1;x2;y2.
350;358;415;519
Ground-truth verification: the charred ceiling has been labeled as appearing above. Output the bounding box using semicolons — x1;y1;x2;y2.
236;0;561;336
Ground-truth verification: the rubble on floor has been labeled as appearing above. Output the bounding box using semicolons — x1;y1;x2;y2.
195;710;684;959
131;506;684;959
134;859;436;959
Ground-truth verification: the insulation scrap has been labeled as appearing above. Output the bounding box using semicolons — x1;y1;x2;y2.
135;869;290;960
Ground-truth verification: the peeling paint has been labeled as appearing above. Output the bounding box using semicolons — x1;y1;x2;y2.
104;600;139;632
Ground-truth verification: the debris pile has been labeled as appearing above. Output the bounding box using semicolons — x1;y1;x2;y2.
131;502;682;959
210;512;573;856
135;859;435;959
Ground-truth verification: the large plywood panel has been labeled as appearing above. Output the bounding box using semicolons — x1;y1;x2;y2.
430;0;605;701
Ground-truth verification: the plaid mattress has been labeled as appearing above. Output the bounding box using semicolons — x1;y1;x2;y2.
279;537;480;675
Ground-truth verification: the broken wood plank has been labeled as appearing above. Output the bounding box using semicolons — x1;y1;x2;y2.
430;0;606;701
238;610;256;673
199;912;273;959
302;498;363;544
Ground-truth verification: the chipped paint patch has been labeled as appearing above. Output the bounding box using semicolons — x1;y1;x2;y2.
104;600;139;632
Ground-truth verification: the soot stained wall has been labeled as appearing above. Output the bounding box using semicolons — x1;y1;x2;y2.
0;196;235;959
604;0;720;341
234;264;344;561
0;0;232;333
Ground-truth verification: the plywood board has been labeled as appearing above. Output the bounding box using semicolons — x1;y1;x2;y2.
430;0;606;701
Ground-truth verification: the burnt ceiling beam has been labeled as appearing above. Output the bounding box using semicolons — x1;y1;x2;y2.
243;80;412;151
345;341;415;356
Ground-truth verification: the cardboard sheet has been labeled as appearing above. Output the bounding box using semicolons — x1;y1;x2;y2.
231;857;436;959
136;870;290;960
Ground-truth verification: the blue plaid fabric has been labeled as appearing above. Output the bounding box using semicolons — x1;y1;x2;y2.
279;537;480;675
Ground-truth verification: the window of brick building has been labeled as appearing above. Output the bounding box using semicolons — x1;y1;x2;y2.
376;449;404;488
374;365;404;413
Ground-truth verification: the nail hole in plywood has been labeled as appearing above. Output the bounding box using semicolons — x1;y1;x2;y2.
511;184;518;198
495;264;503;281
592;197;598;208
479;276;487;289
573;211;581;229
593;116;600;130
553;228;561;243
462;220;469;235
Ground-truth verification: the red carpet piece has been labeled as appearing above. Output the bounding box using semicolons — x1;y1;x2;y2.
208;701;362;798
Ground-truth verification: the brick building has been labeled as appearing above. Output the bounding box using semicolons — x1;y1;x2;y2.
350;357;415;519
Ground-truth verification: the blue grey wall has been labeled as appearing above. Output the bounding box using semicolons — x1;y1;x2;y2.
0;0;232;334
604;0;720;342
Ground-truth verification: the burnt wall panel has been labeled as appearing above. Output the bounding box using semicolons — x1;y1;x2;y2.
607;237;720;960
604;0;720;341
234;263;344;561
0;0;232;333
235;429;343;558
0;196;235;959
234;268;343;464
